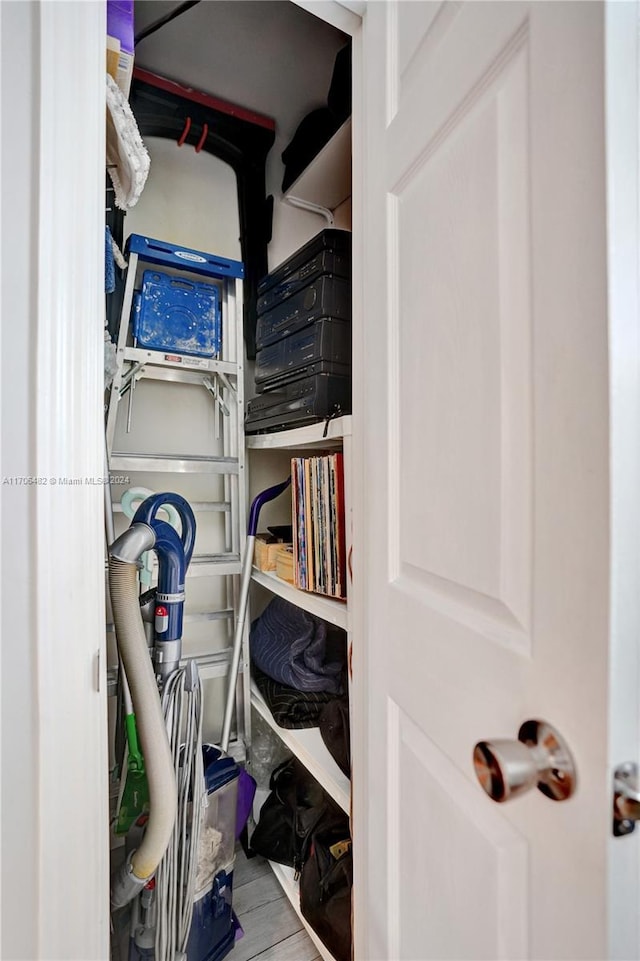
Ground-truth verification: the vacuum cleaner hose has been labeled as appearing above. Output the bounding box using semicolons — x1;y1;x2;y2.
109;557;177;909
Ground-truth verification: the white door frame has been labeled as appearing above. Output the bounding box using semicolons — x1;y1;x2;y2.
605;2;640;957
36;2;110;956
2;1;109;957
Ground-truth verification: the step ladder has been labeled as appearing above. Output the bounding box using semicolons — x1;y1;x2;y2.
105;233;251;763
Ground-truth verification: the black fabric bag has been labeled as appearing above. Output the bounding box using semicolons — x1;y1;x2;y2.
319;695;351;776
281;107;340;193
248;759;301;867
281;41;352;194
300;824;353;961
252;664;336;729
327;43;352;125
249;757;345;874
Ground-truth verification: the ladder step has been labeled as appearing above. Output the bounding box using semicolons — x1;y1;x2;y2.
105;610;235;634
106;647;242;696
111;501;231;513
110;452;240;474
195;648;242;679
121;349;238;386
188;553;242;577
184;609;235;623
105;555;241;577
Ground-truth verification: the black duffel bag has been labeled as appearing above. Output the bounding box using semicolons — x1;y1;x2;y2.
249;757;345;876
300;822;353;961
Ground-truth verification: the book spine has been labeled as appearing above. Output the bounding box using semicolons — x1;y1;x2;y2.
333;451;347;598
303;457;314;592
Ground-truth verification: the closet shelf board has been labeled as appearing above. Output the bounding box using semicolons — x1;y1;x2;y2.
251;568;348;630
246;416;352;451
269;860;338;961
250;682;350;814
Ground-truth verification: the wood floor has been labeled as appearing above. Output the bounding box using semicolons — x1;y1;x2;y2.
232;847;321;961
110;843;319;960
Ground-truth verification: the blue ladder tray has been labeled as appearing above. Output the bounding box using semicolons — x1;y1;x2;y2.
127;234;244;358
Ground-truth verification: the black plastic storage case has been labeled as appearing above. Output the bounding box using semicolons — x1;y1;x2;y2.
257;229;351;315
256;274;351;349
255;318;351;391
245;374;351;433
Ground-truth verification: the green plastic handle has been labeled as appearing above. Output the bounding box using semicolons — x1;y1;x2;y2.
124;713;145;778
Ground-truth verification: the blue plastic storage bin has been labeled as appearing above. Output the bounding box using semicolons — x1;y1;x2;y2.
132;270;221;358
186;746;240;961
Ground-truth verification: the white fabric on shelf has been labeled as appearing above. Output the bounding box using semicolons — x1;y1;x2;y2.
106;73;150;210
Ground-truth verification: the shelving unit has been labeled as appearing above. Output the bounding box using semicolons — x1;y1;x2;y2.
251;682;350;814
247;108;352;961
247;415;352;961
268;861;337;961
284;119;352;223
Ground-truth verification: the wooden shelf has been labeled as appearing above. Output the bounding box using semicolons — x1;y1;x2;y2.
268;860;337;961
284;118;351;212
251;568;348;630
250;682;350;814
246;415;351;451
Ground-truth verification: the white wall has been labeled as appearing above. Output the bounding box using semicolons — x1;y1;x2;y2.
125;136;242;258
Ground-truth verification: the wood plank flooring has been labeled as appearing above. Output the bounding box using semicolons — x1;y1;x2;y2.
232;846;321;961
111;843;319;960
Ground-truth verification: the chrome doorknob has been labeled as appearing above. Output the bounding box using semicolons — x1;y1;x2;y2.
613;762;640;836
473;720;577;803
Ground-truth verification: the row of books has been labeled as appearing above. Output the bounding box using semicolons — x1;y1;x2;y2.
291;453;346;599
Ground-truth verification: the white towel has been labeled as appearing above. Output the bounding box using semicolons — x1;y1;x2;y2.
106;73;150;210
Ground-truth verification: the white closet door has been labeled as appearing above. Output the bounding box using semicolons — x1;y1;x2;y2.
356;2;640;959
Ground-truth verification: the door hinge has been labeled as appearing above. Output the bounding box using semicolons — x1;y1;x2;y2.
613;762;640;836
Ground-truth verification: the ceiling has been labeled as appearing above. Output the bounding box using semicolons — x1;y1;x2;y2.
132;1;349;148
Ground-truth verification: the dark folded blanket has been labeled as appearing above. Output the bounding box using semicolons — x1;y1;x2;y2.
252;665;336;728
250;596;344;694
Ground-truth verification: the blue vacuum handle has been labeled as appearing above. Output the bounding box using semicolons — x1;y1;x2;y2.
133;492;196;568
248;477;291;536
149;519;186;641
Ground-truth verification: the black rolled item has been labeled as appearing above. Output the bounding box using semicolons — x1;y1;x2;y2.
327;42;352;126
281;107;340;193
252;664;336;729
318;695;351;776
